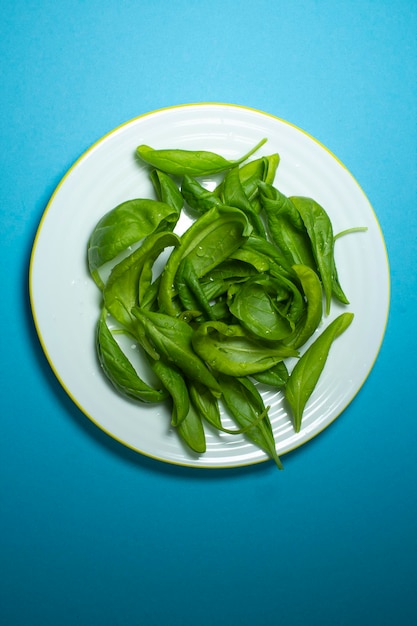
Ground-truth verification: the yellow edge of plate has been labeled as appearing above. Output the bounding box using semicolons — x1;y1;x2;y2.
28;102;391;469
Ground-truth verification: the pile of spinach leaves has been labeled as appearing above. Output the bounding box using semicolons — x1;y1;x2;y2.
87;139;360;469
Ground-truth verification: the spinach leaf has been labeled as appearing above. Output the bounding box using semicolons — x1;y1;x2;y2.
284;264;323;349
150;169;184;215
285;312;354;432
192;321;298;377
189;381;222;431
218;375;283;469
88;199;179;288
176;257;216;320
158;205;252;315
149;357;190;426
258;182;316;269
221;166;266;236
181;176;222;213
176;402;207;454
103;232;180;329
290;196;336;315
136;138;267;177
215;153;280;213
96;308;167;403
231;234;294;278
228;276;294;341
132;307;222;397
252;361;289;389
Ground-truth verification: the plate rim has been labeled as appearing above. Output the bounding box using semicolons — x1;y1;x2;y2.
29;102;391;469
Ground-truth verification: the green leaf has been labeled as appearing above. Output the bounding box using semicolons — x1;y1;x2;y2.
176;257;215;320
189;381;222;430
285;312;354;432
290;196;336;316
221;166;266;236
258;183;316;270
150;169;184;215
103;232;180;329
284;264;323;349
149;357;190;426
87;198;179;287
176;402;206;454
192;321;298;377
252;361;289;389
96;309;167;403
132;308;222;397
228;277;294;341
215;154;280;212
181;176;222;213
218;375;283;469
231;234;294;278
158;205;252;315
136;138;267;177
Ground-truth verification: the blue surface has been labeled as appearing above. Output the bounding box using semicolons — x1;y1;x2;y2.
1;2;416;625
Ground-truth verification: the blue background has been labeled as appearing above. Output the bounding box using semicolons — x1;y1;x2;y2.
1;2;416;625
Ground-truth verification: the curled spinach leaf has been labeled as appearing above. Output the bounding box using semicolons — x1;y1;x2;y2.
258;182;316;269
192;321;298;377
231;234;294;278
215;153;280;213
88;199;179;288
158;205;252;315
228;276;295;341
284;264;323;349
96;308;168;403
290;196;337;316
150;169;184;215
181;176;222;213
221;166;266;237
103;231;180;329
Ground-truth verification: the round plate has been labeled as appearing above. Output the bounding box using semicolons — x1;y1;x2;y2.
29;103;390;468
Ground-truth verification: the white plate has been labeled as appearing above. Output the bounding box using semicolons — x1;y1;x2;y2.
29;103;390;468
